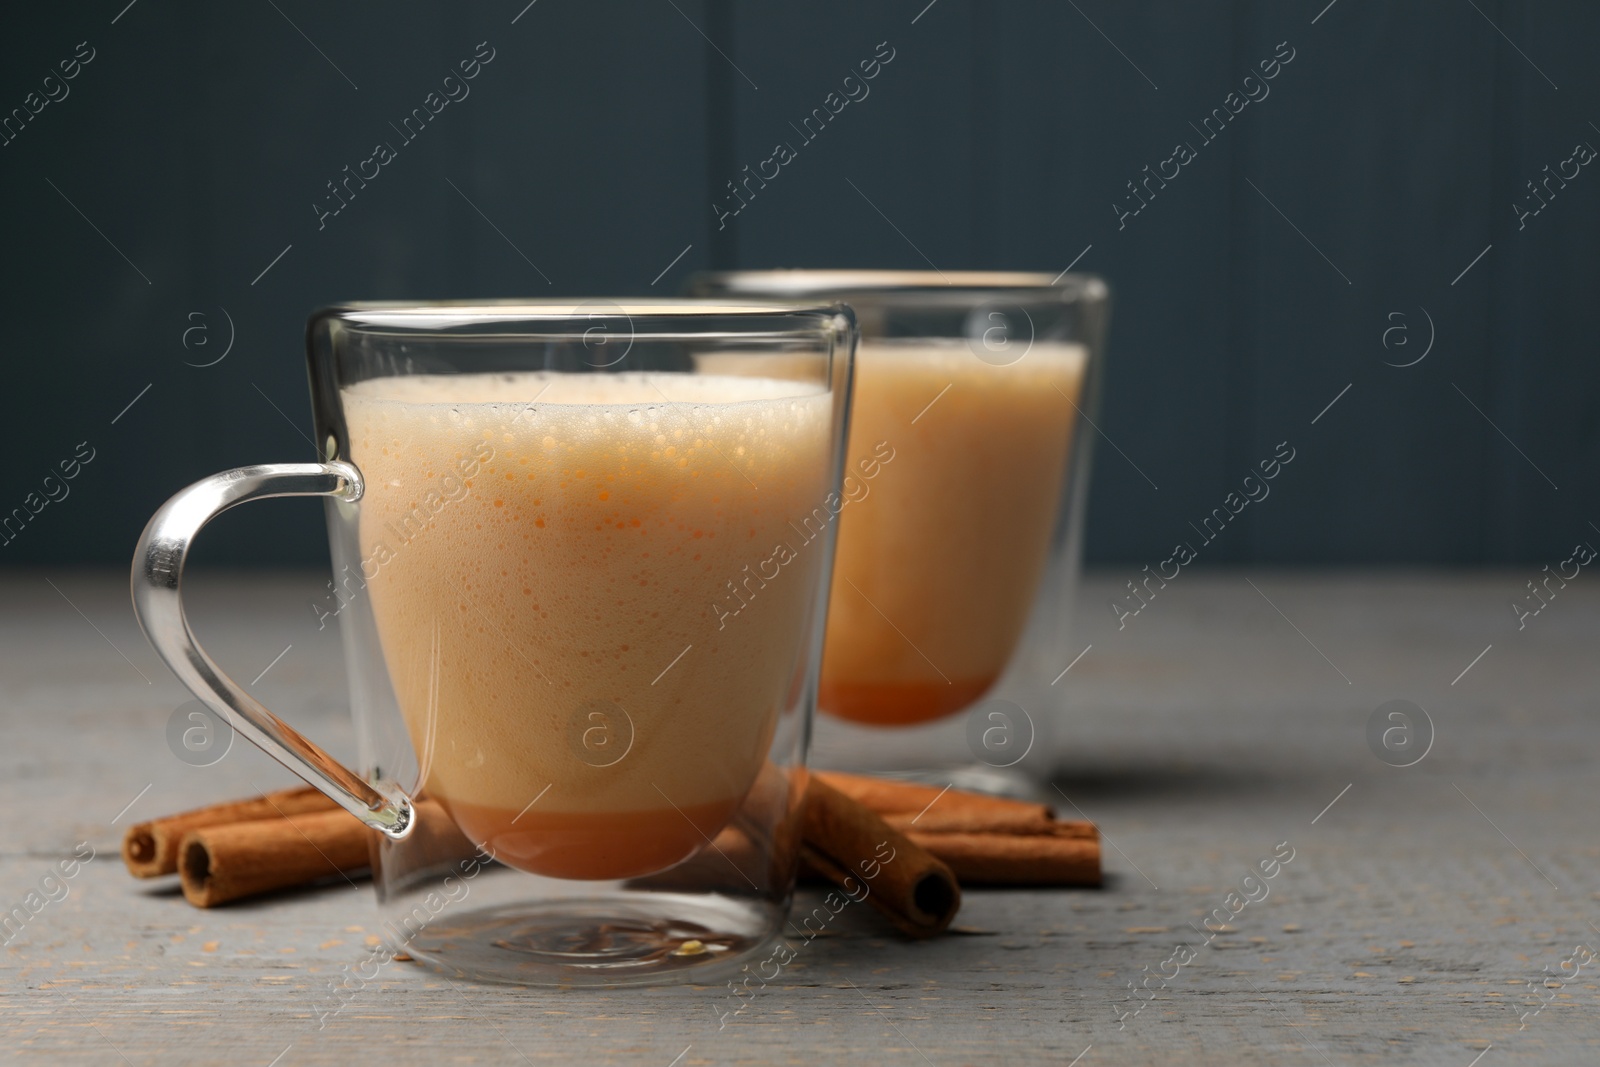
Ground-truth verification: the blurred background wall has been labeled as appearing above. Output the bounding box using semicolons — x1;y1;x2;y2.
1;0;1594;569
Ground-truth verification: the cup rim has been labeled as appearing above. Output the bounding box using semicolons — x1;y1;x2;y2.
686;269;1108;301
316;298;852;337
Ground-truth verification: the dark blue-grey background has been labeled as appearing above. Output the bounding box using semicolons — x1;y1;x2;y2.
1;0;1595;569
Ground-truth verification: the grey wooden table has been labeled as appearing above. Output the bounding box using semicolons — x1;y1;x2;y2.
3;569;1596;1065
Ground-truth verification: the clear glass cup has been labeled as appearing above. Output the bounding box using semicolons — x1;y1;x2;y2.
131;300;856;986
687;272;1109;793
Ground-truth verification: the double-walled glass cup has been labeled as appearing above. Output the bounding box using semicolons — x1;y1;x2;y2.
688;272;1109;791
132;301;856;986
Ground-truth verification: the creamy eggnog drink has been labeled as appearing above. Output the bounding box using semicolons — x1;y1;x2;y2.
342;372;831;881
819;341;1088;725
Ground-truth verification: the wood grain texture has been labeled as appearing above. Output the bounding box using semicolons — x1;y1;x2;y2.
2;570;1598;1064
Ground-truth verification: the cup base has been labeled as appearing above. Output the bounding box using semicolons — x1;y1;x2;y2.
810;704;1056;788
403;893;781;987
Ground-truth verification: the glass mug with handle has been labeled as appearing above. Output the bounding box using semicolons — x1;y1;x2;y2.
132;301;856;985
688;272;1109;793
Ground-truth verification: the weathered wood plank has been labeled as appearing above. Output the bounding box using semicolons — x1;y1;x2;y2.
3;570;1599;1063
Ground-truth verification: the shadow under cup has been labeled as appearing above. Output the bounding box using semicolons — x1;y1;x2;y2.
133;302;855;986
687;273;1109;787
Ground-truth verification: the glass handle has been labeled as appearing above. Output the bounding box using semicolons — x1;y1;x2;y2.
131;462;414;840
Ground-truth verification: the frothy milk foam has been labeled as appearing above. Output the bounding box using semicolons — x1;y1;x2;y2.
343;372;831;880
819;341;1088;725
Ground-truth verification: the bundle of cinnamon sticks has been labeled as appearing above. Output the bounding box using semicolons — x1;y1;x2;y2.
121;771;1099;938
816;772;1100;887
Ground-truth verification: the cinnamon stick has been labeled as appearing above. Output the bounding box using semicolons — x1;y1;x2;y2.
882;808;1076;836
817;776;1100;886
176;800;461;907
800;778;960;938
814;771;1055;824
143;772;1099;913
122;785;339;878
178;808;371;907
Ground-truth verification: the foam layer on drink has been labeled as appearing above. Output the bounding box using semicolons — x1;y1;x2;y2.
819;341;1087;725
342;371;832;879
